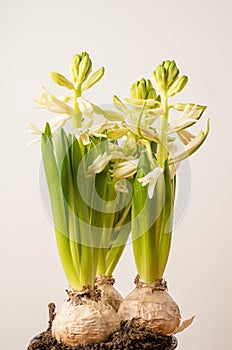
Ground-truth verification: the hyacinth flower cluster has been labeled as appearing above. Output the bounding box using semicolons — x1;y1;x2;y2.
29;53;209;346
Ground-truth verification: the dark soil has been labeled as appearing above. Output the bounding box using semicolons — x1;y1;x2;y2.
27;303;178;350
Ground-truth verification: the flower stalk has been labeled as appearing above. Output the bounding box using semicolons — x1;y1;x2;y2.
157;95;168;167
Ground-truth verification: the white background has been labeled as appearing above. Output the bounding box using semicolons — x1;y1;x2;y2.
0;0;231;349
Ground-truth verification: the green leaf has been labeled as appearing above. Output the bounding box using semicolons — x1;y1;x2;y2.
132;152;158;284
55;129;81;275
158;161;175;277
41;132;80;289
105;219;131;276
44;122;52;138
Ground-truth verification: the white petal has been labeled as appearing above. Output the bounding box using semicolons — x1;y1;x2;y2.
36;87;75;115
77;97;93;115
148;182;155;199
137;167;163;199
88;153;112;174
171;120;210;164
111;159;139;178
92;132;107;138
80;133;90;145
28;123;43;135
27;138;41;146
169;118;196;131
126;122;159;141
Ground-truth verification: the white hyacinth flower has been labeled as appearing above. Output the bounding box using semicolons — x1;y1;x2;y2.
111;159;139;179
169;104;204;132
88;152;112;175
28;114;71;145
77;96;103;116
35;87;75;115
73;115;109;145
77;96;94;117
137;167;163;199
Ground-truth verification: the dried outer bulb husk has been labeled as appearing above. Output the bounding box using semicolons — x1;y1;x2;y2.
118;276;194;335
95;275;123;312
52;287;120;346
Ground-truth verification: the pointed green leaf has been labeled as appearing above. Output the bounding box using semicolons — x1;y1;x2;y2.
41;132;80;289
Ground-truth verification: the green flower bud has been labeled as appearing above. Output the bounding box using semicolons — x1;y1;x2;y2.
152;65;167;93
49;72;74;90
167;75;188;97
130;78;156;100
70;54;81;82
166;60;179;88
124;135;137;156
147;88;157;99
139;79;147;99
130;81;141;99
153;60;180;94
82;67;105;90
78;53;92;84
163;60;172;71
144;78;153;92
69;52;92;84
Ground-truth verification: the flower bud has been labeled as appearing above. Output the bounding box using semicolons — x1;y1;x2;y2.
82;67;105;90
130;78;156;100
130;81;143;99
70;54;81;82
49;72;74;90
163;60;172;71
152;65;167;93
147;88;157;99
70;52;92;84
153;60;180;93
166;60;179;88
167;75;188;97
123;135;137;156
78;53;92;84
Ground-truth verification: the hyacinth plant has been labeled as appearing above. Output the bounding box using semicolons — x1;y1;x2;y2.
29;53;209;346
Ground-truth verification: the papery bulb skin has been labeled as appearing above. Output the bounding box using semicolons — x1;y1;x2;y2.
96;275;123;312
118;277;194;335
52;288;120;346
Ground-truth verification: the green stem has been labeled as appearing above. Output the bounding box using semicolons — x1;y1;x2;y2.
72;85;82;129
157;95;169;167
